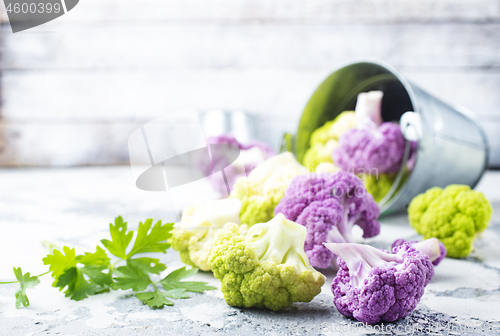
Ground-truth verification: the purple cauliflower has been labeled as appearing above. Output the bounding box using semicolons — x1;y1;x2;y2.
274;171;380;269
333;122;406;174
207;134;275;167
206;135;275;194
324;242;434;324
406;140;418;172
392;238;447;266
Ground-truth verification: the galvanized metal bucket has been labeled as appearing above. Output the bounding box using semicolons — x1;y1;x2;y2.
199;110;256;143
296;60;489;214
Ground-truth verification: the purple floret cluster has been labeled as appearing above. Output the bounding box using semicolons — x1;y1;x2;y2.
274;171;380;269
327;242;434;324
333;122;407;174
207;134;275;170
205;134;275;194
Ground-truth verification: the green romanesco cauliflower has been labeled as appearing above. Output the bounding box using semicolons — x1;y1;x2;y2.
230;152;308;226
408;185;492;258
209;213;326;311
171;198;247;271
310;111;357;146
362;173;396;203
303;111;357;171
303;140;338;172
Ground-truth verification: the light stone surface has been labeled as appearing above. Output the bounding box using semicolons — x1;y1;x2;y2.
0;167;499;335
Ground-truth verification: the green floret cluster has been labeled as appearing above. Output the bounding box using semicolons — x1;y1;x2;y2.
170;198;245;271
209;214;326;311
303;140;338;172
408;185;492;258
303;111;356;172
171;204;200;268
362;173;396;203
230;152;308;226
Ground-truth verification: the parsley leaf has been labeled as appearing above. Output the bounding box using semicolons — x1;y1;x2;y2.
127;258;166;275
126;219;174;258
113;264;212;308
112;263;176;308
5;216;214;309
112;263;151;292
13;267;41;308
81;266;113;288
101;216;133;259
134;288;190;308
78;246;111;266
135;290;173;308
56;268;94;301
44;246;112;301
163;288;190;299
42;246;77;280
159;267;216;293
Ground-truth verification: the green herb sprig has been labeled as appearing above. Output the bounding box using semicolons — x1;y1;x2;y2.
1;216;216;309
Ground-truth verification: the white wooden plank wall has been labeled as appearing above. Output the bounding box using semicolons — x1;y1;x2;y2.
1;0;499;167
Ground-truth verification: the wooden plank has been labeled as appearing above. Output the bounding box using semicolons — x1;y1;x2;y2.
0;118;497;167
0;119;293;166
2;23;500;70
2;68;500;121
0;121;143;166
2;0;500;24
2;68;499;167
0;68;322;120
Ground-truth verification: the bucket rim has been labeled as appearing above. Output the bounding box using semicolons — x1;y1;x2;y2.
299;59;490;213
325;58;421;115
330;59;490;210
319;58;420;213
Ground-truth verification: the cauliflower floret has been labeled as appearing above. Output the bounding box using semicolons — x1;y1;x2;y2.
310;111;357;147
205;134;275;195
315;162;341;174
325;242;434;324
275;171;380;269
209;213;325;311
362;173;396;203
408;185;492;258
303;111;356;172
333;122;407;174
230;152;308;226
171;198;246;271
303;140;338;172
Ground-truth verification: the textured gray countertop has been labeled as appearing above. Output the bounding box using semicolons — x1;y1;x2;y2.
0;167;499;335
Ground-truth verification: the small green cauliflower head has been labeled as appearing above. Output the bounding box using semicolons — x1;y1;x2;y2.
171;198;247;271
408;185;492;258
362;173;396;203
309;111;357;147
303;111;357;172
230;152;309;226
303;140;338;172
209;213;326;311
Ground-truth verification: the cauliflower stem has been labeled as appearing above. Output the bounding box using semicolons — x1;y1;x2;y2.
324;243;403;287
275;171;380;269
392;238;447;266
